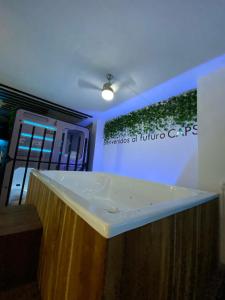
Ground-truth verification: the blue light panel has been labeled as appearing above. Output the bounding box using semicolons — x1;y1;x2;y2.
22;120;57;131
0;139;8;147
18;146;52;153
21;133;53;141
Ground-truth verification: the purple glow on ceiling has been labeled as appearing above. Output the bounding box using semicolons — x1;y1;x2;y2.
89;53;225;121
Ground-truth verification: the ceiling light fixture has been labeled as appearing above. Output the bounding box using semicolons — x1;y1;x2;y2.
101;74;114;101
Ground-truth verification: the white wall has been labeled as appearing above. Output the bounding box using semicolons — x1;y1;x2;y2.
91;119;105;171
102;129;198;188
198;66;225;191
198;66;225;263
92;55;225;187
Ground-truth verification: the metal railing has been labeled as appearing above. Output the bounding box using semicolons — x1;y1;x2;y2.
5;123;88;206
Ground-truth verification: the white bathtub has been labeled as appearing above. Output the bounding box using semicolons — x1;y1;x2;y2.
31;170;218;238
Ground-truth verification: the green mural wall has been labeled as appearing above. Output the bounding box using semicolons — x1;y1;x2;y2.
104;89;197;143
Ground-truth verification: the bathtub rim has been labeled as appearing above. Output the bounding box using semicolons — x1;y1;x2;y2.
29;170;218;238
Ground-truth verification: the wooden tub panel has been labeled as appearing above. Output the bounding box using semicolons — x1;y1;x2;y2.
27;174;219;300
103;216;175;300
27;175;107;300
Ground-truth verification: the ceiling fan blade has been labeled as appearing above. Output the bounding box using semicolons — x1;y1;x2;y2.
78;79;100;91
118;76;136;90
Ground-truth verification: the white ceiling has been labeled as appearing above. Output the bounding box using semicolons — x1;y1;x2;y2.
0;0;225;115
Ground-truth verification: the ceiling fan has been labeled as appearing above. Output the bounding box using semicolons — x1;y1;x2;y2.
78;73;114;101
78;73;136;101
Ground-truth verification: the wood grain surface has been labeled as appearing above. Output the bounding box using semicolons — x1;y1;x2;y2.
27;173;219;300
27;174;107;300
